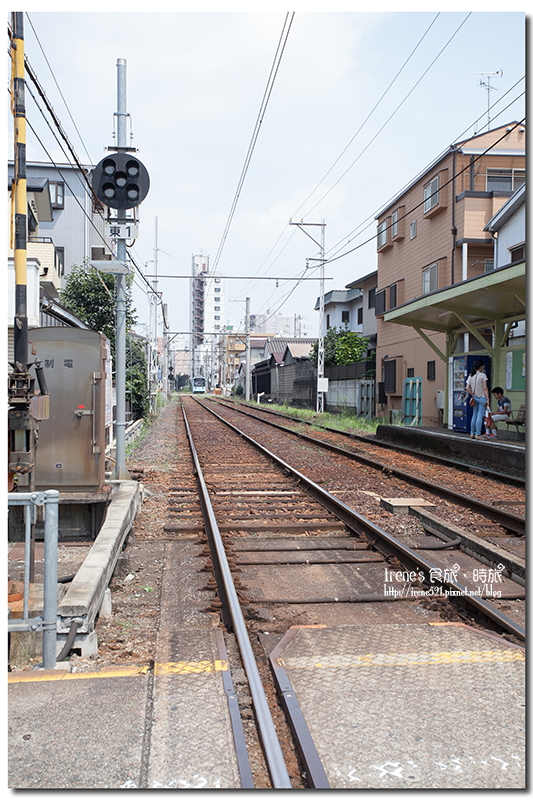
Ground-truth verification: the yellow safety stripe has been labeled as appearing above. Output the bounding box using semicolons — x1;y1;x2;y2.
280;649;525;669
8;659;228;683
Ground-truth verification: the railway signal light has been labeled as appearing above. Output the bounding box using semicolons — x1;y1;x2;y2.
92;153;150;210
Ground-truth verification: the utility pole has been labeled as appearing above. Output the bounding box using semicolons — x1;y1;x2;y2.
289;219;327;413
245;297;251;402
9;12;50;579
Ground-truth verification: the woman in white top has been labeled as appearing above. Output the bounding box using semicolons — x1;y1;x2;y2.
466;359;490;439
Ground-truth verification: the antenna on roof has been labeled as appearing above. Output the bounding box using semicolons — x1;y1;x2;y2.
471;70;503;132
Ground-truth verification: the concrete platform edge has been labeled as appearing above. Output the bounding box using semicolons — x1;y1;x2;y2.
57;481;141;632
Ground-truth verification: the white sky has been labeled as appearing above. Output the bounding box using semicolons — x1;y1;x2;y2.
7;6;526;346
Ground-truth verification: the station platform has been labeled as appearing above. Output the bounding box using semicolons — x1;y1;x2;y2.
268;622;525;789
8;539;246;790
375;424;525;475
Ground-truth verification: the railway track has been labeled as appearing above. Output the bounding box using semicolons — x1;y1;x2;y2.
201;396;526;537
177;395;525;788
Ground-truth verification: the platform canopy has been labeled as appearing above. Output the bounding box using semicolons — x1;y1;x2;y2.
383;262;525;335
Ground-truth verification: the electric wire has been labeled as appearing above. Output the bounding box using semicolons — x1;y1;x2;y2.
300;12;473;221
231;12;471;311
210;12;295;277
323;117;526;268
291;12;442;220
25;12;93;165
324;93;526;265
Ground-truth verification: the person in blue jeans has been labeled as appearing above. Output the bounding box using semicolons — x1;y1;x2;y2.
466;359;490;440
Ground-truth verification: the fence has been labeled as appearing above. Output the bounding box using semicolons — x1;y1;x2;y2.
8;490;59;669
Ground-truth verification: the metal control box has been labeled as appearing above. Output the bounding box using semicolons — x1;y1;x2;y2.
31;328;110;491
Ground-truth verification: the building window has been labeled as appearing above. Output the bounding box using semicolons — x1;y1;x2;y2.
49;182;64;209
510;245;525;263
384;360;396;393
423;175;439;214
484;259;495;273
410;220;417;239
357;307;363;325
214;278;221;283
377;221;387;249
486;169;525;192
375;289;386;316
342;310;350;324
391;210;398;239
368;287;376;309
407;368;414;378
389;284;397;309
214;316;220;320
422;263;438;294
326;314;330;329
427;360;436;381
55;247;65;277
214;287;221;293
214;306;220;311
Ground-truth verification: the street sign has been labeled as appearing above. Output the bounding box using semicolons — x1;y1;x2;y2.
89;260;130;274
104;221;139;240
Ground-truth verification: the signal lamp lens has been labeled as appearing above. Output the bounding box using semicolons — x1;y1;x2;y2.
127;185;140;201
103;159;116;175
115;171;127;188
126;160;140;178
103;183;116;198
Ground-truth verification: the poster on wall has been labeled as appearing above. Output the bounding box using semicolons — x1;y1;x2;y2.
506;351;513;390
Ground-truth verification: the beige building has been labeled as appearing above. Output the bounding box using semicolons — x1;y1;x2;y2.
375;122;525;426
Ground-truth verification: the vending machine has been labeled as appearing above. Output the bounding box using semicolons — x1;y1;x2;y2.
452;355;491;432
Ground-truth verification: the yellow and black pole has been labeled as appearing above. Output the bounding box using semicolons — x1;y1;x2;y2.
9;11;38;508
11;11;28;371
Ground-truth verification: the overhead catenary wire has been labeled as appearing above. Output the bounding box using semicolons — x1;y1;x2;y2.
210;12;295;277
232;12;473;312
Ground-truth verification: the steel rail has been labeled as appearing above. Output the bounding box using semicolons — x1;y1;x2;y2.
193;397;525;643
180;401;292;789
217;397;526;487
207;398;525;536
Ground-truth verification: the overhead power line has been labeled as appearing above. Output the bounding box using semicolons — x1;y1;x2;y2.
324;118;526;268
211;12;295;275
25;12;93;164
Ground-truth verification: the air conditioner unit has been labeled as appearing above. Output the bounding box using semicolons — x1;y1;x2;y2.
436;390;445;409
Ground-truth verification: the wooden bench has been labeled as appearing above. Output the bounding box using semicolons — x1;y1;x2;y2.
505;404;525;439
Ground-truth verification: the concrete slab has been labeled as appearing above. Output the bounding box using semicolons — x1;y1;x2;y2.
8;674;150;789
274;623;525;789
380;497;437;514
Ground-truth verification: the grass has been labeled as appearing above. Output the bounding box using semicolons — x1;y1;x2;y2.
243;400;380;435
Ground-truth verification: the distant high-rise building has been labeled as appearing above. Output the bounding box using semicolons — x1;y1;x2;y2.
248;311;303;337
190;254;226;385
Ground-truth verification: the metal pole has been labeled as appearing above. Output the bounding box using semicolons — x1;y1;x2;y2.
112;58;130;480
245;298;251;402
317;220;325;414
42;490;59;669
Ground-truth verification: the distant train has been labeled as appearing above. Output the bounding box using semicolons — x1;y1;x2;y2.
192;376;207;393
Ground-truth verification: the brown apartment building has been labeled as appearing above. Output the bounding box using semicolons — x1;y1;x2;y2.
374;122;525;426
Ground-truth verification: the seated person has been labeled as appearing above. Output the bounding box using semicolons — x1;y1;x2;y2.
484;386;512;438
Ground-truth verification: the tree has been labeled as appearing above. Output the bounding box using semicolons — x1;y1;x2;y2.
310;324;369;368
60;263;148;420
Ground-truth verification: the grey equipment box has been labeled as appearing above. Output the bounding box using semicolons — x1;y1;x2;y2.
31;328;109;492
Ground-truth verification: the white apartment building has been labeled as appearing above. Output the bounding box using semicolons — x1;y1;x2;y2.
190;254;227;386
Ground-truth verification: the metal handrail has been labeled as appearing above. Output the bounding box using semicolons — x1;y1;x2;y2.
8;490;59;668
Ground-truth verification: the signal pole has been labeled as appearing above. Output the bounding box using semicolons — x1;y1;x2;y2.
91;58;150;479
112;59;129;480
